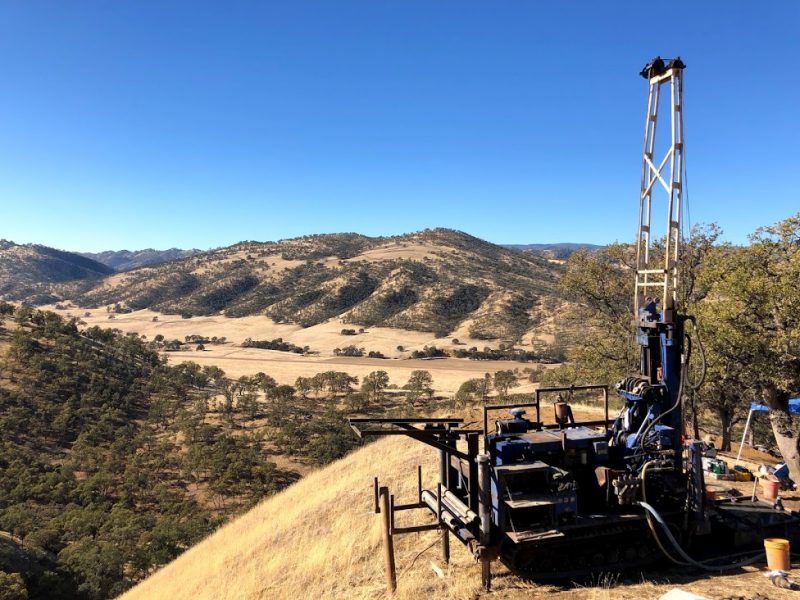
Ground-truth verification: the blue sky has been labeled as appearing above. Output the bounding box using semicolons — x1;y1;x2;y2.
1;2;797;252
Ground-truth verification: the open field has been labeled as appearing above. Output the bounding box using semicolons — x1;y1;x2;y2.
120;407;799;600
46;306;554;394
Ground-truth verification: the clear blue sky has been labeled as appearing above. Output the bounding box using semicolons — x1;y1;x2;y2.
1;2;797;252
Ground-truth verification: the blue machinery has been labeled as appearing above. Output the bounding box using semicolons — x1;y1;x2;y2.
349;58;799;592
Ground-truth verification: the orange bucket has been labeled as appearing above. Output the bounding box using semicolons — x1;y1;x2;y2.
761;479;780;501
764;538;790;571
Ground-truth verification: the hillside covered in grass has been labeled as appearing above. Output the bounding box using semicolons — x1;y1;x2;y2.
0;240;113;304
119;427;785;600
47;229;562;341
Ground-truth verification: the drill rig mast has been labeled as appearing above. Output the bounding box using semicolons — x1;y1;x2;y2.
613;56;688;468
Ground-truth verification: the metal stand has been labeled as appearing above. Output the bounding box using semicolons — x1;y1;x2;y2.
352;418;492;593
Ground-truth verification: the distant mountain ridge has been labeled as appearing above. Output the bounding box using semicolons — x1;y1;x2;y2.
503;243;603;259
0;240;113;303
79;248;202;271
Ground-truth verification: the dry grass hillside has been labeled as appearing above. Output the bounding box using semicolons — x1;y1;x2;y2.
119;425;795;600
48;229;562;342
0;240;113;303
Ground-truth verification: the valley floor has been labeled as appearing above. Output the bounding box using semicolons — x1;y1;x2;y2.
47;306;555;394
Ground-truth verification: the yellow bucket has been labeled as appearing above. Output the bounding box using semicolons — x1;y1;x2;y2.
764;538;790;571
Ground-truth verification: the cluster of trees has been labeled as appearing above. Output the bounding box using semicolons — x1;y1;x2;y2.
331;345;387;359
451;346;544;362
410;345;449;359
333;345;364;357
0;308;370;599
184;334;226;345
277;233;371;261
340;328;364;336
242;338;309;354
405;343;556;363
454;370;520;405
546;215;800;480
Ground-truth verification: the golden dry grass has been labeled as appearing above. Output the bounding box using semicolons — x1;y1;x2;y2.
45;307;552;394
118;432;796;600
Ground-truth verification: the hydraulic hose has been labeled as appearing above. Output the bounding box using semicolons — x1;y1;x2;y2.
637;501;764;571
685;318;706;391
640;461;687;566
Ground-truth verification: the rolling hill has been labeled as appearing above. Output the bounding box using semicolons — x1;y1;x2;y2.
54;229;564;341
0;240;114;303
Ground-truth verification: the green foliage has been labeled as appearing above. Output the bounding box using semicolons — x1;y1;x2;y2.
242;338;308;354
695;215;800;474
468;293;536;340
269;402;363;464
361;371;390;404
410;346;448;359
454;376;491;406
0;571;28;600
493;370;519;397
333;345;364;357
452;346;542;362
404;370;434;402
0;310;295;598
554;243;638;387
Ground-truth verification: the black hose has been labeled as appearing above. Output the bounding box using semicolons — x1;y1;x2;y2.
638;501;764;571
685;318;706;391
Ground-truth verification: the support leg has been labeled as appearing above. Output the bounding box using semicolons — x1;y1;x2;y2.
379;486;396;594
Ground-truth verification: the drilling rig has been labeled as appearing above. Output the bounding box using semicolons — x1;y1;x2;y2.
350;57;799;590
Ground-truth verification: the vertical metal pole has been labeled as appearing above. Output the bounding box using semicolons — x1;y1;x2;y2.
417;465;423;504
736;408;754;465
477;454;492;591
467;433;479;514
379;486;397;594
436;482;450;564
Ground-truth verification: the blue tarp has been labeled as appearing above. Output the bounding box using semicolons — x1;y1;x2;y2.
749;398;800;415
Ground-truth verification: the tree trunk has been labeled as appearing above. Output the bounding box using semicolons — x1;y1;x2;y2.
716;408;732;452
763;386;800;482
